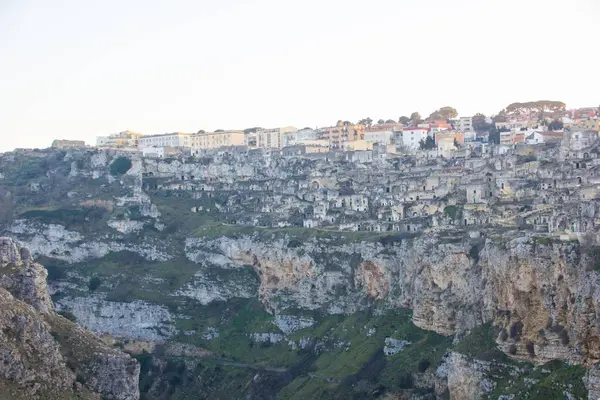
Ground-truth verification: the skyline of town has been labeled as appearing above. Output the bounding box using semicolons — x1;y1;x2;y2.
6;101;599;153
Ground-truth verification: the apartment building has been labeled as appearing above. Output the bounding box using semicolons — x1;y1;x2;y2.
456;117;473;132
254;127;297;149
190;130;245;153
283;128;319;146
397;127;429;150
320;123;365;149
138;132;192;149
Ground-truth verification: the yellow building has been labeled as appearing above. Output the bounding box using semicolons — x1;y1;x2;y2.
96;131;144;148
191;130;245;153
320;122;365;149
343;140;372;151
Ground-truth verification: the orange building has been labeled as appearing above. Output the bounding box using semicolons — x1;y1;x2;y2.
320;122;365;149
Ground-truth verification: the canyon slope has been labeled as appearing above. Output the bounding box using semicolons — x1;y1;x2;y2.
1;148;599;399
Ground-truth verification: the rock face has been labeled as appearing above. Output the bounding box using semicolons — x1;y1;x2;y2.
0;288;76;398
0;237;140;400
0;237;53;313
185;234;600;367
56;295;175;340
438;352;496;400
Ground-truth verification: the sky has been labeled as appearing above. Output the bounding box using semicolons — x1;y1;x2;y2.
0;0;598;151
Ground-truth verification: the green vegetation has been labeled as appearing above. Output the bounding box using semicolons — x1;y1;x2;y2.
109;156;132;175
503;100;566;114
135;307;453;400
428;106;458;121
443;205;462;220
20;207;106;225
453;323;508;362
487;360;587;399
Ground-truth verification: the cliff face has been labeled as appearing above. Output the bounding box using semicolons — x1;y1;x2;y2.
0;237;140;400
185;234;600;366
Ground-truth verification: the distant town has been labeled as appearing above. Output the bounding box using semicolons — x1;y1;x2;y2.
48;101;599;160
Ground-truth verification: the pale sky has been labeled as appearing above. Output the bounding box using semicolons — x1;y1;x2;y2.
0;0;598;151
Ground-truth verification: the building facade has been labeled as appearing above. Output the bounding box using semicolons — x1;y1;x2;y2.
190;130;245;153
398;128;429;150
320;123;365;150
456;117;473;132
283;128;319;146
96;131;144;148
138;132;192;149
254;127;297;149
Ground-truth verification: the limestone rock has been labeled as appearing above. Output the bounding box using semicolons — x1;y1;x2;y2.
0;237;140;400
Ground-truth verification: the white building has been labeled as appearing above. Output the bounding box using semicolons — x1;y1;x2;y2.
564;130;598;151
364;130;393;145
456;117;473;133
190;130;245;153
525;131;564;145
398;128;429;150
283;128;319;146
138;132;192;149
142;147;165;158
255;127;297;149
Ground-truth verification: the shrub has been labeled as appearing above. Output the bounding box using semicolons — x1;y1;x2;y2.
508;344;517;355
45;265;67;281
57;310;77;322
110;157;132;176
88;276;102;291
418;359;430;373
20;207;106;227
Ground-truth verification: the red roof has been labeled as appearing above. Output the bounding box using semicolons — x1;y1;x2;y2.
403;127;429;131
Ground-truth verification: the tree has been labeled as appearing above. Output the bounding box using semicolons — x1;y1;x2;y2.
548;119;564;131
428;106;458;121
398;116;410;125
377;119;385;125
385;119;396;124
419;136;435;150
488;127;500;144
410;112;422;125
472;113;493;133
358;118;373;127
492;114;507;123
197;129;205;134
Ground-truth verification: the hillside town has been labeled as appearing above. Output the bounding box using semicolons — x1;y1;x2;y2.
49;102;598;158
41;102;600;240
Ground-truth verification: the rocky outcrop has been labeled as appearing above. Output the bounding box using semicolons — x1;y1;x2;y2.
56;295;175;340
0;237;53;313
185;233;600;367
0;288;77;399
484;239;600;365
587;364;600;399
438;352;495;400
0;237;140;400
9;219;171;263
